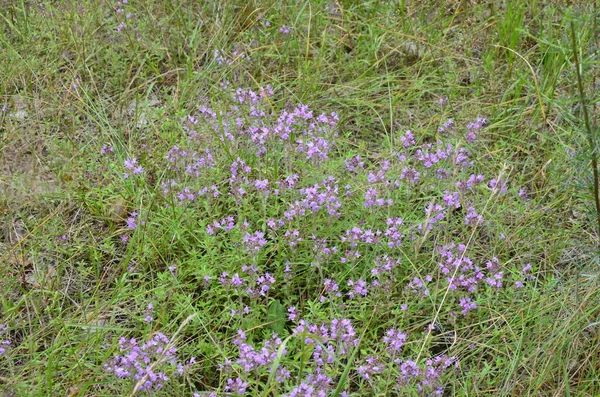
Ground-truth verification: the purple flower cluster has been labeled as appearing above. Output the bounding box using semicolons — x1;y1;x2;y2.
219;265;276;298
489;177;508;194
465;117;487;143
414;141;452;168
0;324;10;356
437;243;482;292
438;118;454;134
156;89;344;230
383;218;404;248
369;255;401;291
320;279;342;302
225;377;248;394
104;333;183;392
347;278;368;298
126;211;138;230
419;201;447;231
400;130;416;147
456;173;485;191
283;373;335;397
297;136;330;162
206;216;236;235
396;355;458;395
344;154;365;173
484;257;504;288
407;276;431;297
383;328;407;354
341;226;381;246
357;355;384;380
284;229;302;249
459;296;477;316
293;318;358;366
514;263;535;288
233;330;286;373
243;230;268;252
364;186;393;208
101;144;114;155
123;157;144;179
144;303;154;323
165;146;214;177
285;177;342;220
464;205;483;225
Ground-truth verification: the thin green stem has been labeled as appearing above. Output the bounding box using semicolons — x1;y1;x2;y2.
570;21;600;241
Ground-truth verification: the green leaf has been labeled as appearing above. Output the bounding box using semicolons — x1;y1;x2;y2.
267;299;286;335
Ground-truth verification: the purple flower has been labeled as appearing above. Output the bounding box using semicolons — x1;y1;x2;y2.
400;130;416;147
279;25;291;34
126;216;137;230
485;257;504;288
408;276;430;296
144;303;154;323
214;49;232;66
464;206;482;225
101;144;114;155
518;188;528;199
456;174;485;191
254;179;269;191
489;178;508;194
284;229;302;249
514;281;524;288
288;306;298;321
399;167;420;184
442;191;460;208
357;355;384;380
225;378;248;394
383;329;407;353
276;367;291;383
296;137;331;162
0;325;10;356
243;230;268;252
292;318;358;366
438;118;454;133
234;333;285;373
345;155;365;173
396;355;457;395
465;117;487;143
458;297;477;315
124;157;144;178
347;278;368;298
104;332;182;392
419;202;446;231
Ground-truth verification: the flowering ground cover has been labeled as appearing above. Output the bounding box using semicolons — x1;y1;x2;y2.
1;1;599;396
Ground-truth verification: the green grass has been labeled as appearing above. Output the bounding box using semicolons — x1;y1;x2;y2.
1;1;599;396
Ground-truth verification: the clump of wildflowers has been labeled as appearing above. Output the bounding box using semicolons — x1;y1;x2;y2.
111;83;541;396
104;333;184;392
233;330;286;373
396;355;458;395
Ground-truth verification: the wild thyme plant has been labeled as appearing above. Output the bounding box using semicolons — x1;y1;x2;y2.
1;1;596;396
97;81;537;395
